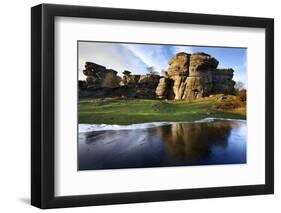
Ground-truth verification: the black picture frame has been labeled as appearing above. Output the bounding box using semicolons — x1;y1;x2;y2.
31;3;274;209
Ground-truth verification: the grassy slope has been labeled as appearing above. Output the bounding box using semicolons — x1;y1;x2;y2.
79;98;246;125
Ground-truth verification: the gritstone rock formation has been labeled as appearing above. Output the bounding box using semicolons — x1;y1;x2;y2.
83;62;122;89
155;52;235;100
79;52;235;100
79;62;160;99
119;72;160;98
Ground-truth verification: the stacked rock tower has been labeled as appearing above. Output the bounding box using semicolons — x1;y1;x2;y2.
156;52;235;100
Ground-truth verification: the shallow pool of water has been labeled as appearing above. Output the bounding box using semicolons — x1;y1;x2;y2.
78;119;246;170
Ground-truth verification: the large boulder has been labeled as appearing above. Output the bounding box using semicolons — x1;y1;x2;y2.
156;52;235;100
155;77;170;99
83;62;106;76
157;52;190;100
122;74;141;86
189;52;219;76
166;52;190;77
100;71;122;88
138;74;160;88
182;52;218;100
212;69;235;94
170;75;186;100
82;62;121;89
182;75;212;100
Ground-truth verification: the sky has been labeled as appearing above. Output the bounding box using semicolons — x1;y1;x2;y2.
78;41;247;85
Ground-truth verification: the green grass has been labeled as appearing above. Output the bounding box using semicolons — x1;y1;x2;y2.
78;98;246;125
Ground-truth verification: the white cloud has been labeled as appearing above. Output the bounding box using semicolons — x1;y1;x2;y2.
120;44;153;67
78;42;125;78
120;43;174;72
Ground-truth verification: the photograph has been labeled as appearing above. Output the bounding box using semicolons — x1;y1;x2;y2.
77;41;247;171
29;3;274;209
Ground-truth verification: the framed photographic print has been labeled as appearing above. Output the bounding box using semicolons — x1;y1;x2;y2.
31;3;274;209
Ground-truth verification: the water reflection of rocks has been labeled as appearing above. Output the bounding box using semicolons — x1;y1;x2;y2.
78;120;246;170
157;121;239;161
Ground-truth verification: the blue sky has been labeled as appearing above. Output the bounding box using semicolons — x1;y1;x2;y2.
78;41;247;85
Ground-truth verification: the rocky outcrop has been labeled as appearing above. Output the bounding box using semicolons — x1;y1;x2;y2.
122;74;141;85
155;52;235;100
79;63;160;99
166;52;190;77
79;52;236;100
155;78;170;99
212;69;235;94
83;62;121;89
120;72;160;98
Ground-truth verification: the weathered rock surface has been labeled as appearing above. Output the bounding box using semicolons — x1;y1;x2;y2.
139;75;160;87
79;63;160;99
155;78;170;99
79;51;236;100
166;52;190;77
83;62;121;89
189;52;219;74
156;52;235;100
212;69;235;94
122;74;140;86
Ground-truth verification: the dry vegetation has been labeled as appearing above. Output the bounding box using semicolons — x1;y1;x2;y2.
213;89;246;114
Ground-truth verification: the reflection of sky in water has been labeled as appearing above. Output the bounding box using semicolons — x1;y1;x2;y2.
78;120;246;171
210;124;247;164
